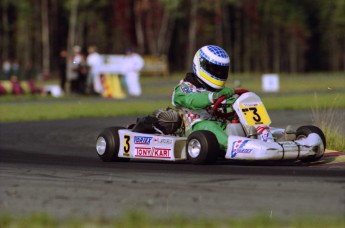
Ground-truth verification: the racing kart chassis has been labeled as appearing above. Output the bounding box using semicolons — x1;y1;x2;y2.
96;92;326;164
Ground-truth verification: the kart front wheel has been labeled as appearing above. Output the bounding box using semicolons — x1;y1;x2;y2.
96;127;129;162
186;130;219;164
296;125;326;162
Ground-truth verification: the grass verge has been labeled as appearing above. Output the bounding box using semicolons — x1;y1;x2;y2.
143;72;345;96
0;100;171;122
1;211;345;228
261;92;345;110
1;73;344;122
312;94;345;152
1;93;344;122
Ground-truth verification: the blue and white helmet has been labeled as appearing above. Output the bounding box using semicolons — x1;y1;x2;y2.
193;45;230;90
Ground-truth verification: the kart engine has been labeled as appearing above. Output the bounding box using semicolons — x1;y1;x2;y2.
131;108;182;135
153;108;183;134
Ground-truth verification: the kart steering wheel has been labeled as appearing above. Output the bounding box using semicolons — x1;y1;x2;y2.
212;89;249;119
234;88;249;95
212;96;231;119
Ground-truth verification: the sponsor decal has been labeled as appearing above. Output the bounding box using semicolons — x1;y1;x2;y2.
134;136;152;145
256;127;273;142
135;147;171;159
180;86;193;94
154;137;173;145
231;139;252;158
259;130;269;142
153;148;171;158
242;103;259;107
135;147;151;157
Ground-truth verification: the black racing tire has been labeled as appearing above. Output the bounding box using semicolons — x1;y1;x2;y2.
296;125;326;162
96;127;129;162
186;130;220;165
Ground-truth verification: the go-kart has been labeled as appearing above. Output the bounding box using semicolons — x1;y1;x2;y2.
96;90;326;164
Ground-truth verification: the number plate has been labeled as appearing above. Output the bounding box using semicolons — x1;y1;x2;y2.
123;134;131;156
239;103;271;126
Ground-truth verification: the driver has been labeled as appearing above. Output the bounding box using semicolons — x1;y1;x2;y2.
172;45;236;151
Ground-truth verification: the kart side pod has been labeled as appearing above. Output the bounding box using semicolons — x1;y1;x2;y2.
226;133;324;160
117;129;188;160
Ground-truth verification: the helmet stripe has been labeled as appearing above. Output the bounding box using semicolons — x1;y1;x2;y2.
199;69;225;87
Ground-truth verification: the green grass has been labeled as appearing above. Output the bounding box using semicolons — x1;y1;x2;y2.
142;72;345;96
312;94;345;152
0;72;344;123
262;93;345;110
1;211;344;228
0;100;171;122
1;93;344;122
230;72;345;93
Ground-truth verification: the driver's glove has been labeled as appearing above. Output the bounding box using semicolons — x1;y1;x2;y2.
225;97;236;113
212;87;235;101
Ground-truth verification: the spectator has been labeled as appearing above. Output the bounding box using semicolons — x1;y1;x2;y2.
22;62;35;81
69;45;85;94
77;55;89;94
58;49;67;92
11;59;20;77
122;48;144;96
2;58;20;80
2;59;11;80
86;45;103;94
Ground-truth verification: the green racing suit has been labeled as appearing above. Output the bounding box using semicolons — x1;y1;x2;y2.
172;78;236;151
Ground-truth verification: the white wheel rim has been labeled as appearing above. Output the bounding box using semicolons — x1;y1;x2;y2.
315;137;325;155
297;134;325;156
96;137;107;155
188;139;201;158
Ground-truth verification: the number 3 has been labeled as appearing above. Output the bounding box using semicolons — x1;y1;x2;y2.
249;107;261;122
124;135;130;155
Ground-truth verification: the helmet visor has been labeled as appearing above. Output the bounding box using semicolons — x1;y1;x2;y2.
200;57;229;80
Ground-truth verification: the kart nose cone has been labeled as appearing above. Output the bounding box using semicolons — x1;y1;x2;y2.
188;139;201;158
96;137;107;155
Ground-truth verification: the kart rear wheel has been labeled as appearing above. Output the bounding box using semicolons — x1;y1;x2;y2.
96;127;129;162
296;125;326;162
186;130;219;164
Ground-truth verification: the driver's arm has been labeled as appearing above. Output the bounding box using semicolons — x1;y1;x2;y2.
172;84;213;110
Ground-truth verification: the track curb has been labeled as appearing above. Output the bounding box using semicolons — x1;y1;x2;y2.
311;149;345;168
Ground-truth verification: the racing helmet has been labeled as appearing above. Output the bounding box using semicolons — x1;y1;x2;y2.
193;45;230;90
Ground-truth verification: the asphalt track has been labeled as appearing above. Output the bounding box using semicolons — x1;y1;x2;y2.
0;111;344;220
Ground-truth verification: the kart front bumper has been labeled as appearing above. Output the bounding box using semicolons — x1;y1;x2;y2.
226;133;324;160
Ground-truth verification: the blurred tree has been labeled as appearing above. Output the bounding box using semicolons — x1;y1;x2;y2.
112;0;134;52
15;1;34;74
41;0;50;77
66;0;79;59
319;0;345;71
259;0;310;73
1;0;10;62
186;0;198;70
157;0;181;55
132;0;181;55
0;0;343;77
